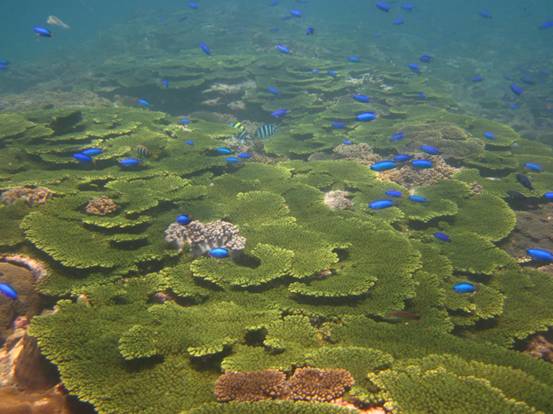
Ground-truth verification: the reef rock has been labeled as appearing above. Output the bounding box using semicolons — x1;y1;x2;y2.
85;196;118;216
324;190;353;210
524;334;553;362
1;187;53;207
333;143;379;166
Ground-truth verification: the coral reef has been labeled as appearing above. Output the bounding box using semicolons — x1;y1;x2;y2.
85;196;119;216
164;220;246;255
524;335;553;362
1;187;53;207
323;190;353;210
287;368;355;403
215;370;288;402
332;143;379;166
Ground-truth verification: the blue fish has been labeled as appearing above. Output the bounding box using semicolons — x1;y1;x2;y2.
385;189;402;197
376;2;392;12
271;108;288;118
199;42;211;55
524;162;542;172
226;156;240;164
479;10;492;19
409;194;428;203
238;152;252;159
527;248;553;262
119;158;141;168
352;94;370;103
417;91;427;100
267;85;280;95
516;173;533;190
137;98;150;108
290;9;302;17
348;55;361;63
276;44;290;54
179;117;191;125
81;148;103;156
185;139;194;145
327;70;337;78
369;199;394;209
484;131;495;140
162;79;170;88
434;232;451;242
176;214;191;225
331;121;347;129
356;112;377;122
306;26;315;35
401;3;414;11
0;283;17;300
419;145;440;155
188;2;199;9
342;138;353;145
215;147;233;155
472;75;484;82
73;153;93;163
0;59;9;66
544;192;553;200
408;63;421;74
510;103;520;110
393;17;405;25
453;282;476;294
510;83;524;96
33;26;52;37
412;159;433;169
209;247;230;258
391;131;405;142
371;161;397;171
394;154;413;162
539;20;553;30
419;54;432;63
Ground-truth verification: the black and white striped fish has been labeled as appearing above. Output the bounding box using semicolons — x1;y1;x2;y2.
255;124;278;139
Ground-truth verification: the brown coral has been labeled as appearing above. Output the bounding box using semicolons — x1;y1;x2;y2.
377;155;459;189
1;187;53;207
287;367;354;402
85;196;118;216
524;335;553;362
215;370;288;402
324;190;353;210
333;143;380;166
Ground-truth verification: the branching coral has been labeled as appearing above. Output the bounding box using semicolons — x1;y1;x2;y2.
215;370;288;402
164;220;246;255
287;368;354;403
85;196;118;216
1;187;53;207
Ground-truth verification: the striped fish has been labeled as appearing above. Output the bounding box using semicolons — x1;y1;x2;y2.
231;121;246;132
135;144;151;158
236;129;249;143
255;124;278;139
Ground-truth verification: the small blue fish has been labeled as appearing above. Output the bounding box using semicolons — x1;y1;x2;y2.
81;148;103;156
348;55;361;63
419;54;432;63
185;139;194;145
0;283;17;300
209;247;230;258
479;10;492;19
356;112;377;122
162;79;170;88
527;248;553;262
376;2;392;12
215;147;233;155
331;121;347;129
472;75;484;82
271;108;288;118
391;131;405;142
385;190;402;197
516;173;533;190
453;282;476;294
267;85;280;95
419;145;440;155
434;232;450;242
200;42;211;55
352;94;370;103
408;63;421;74
290;9;302;17
510;103;520;110
544;192;553;200
394;154;413;162
369;199;394;209
276;44;290;54
179;117;191;125
176;214;191;225
510;83;524;96
119;158;141;168
393;17;405;25
73;153;93;163
188;2;199;9
401;3;414;11
327;70;338;78
342;138;353;145
137;98;150;108
417;91;427;100
412;159;433;169
409;194;428;203
33;26;52;37
484;131;495;140
306;26;315;35
539;20;553;30
371;161;397;171
226;156;240;164
311;68;321;74
524;162;542;172
238;152;252;159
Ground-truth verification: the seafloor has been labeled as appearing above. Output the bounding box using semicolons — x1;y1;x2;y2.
1;6;553;414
